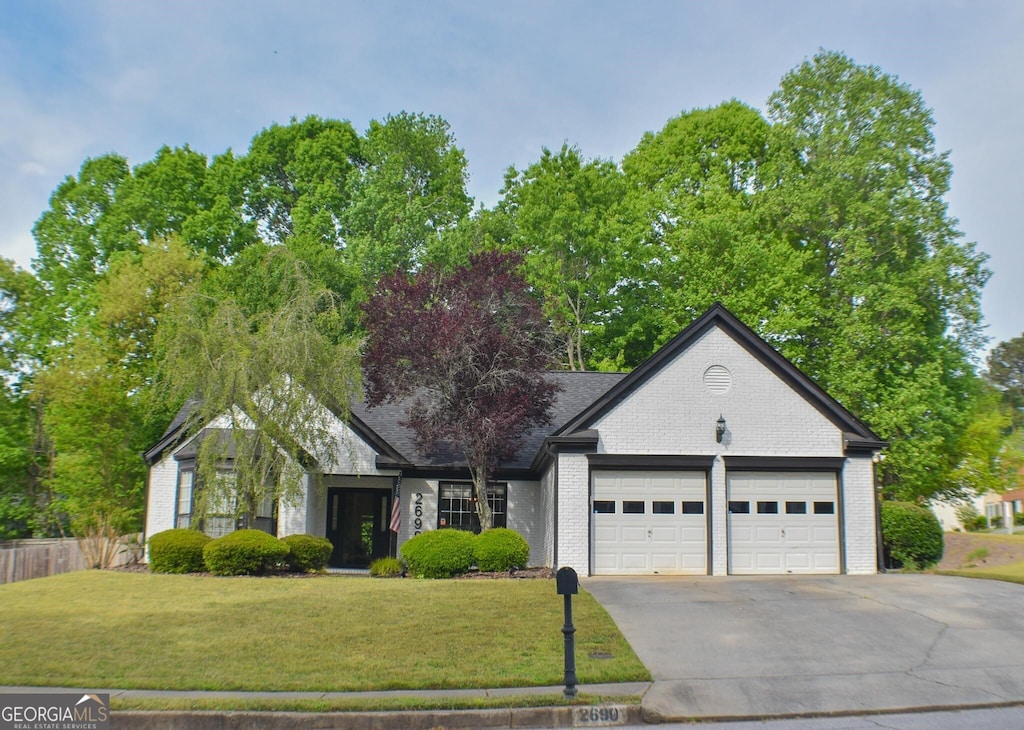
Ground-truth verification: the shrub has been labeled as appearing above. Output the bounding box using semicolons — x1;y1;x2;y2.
965;514;989;532
369;556;404;577
281;534;333;572
474;528;530;572
203;529;290;576
954;502;980;530
148;528;211;573
880;501;944;570
400;529;475;578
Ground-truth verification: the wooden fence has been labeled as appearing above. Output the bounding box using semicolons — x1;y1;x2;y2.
0;537;139;584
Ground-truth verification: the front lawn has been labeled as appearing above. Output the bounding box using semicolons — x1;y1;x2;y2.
0;571;648;691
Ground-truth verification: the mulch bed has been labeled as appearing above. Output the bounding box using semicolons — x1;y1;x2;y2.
107;563;556;579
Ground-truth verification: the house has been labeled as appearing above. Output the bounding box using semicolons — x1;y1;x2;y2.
144;304;886;576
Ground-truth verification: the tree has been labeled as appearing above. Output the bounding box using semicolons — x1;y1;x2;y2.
362;251;561;529
763;50;990;501
499;144;626;370
239;115;361;246
33;334;151;533
155;247;361;528
948;381;1022;498
344;112;472;284
987;333;1024;428
612;101;813;369
30;154;132;355
28;238;205;535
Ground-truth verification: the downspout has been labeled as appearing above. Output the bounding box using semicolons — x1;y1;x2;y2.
873;453;886;573
552;444;559;569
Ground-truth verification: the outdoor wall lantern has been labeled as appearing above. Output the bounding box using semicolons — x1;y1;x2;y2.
715;414;727;443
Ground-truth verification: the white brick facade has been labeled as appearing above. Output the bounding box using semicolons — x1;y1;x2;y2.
144;451;178;550
593;328;841;457
842;456;879;574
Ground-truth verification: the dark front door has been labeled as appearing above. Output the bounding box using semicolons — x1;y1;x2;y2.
326;488;393;568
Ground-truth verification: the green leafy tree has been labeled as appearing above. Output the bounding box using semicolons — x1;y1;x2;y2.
344;112;472;284
763;50;990;501
0;387;36;538
987;333;1024;428
155;247;361;528
33;335;149;533
500;144;626;370
239;115;361;245
30;155;132;354
948;381;1022;497
613;101;812;369
0;258;46;536
29;238;205;534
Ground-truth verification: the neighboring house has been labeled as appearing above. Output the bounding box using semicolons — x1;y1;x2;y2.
930;493;988;531
144;304;886;576
989;488;1024;531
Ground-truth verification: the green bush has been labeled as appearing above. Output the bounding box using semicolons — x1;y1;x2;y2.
148;528;211;573
1015;512;1024;527
400;529;475;578
474;528;530;572
880;501;944;570
369;556;404;577
281;534;333;572
964;515;989;532
203;529;290;576
954;503;980;530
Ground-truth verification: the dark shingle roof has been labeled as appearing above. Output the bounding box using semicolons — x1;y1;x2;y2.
147;373;626;473
350;370;627;471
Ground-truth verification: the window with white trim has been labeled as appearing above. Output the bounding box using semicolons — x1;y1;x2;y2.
438;482;506;532
176;470;194;528
174;467;276;537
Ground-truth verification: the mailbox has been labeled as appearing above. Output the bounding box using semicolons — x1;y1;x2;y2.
556;566;579;595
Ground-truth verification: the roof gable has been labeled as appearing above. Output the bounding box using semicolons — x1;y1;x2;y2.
554;303;882;444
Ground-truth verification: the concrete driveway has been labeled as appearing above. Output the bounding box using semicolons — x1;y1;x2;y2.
584;574;1024;722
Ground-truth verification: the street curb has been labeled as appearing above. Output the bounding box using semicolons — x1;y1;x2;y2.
111;704;644;729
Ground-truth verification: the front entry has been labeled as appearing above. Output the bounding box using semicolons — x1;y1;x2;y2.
325;488;394;568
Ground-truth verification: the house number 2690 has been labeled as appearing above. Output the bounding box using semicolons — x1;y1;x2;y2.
413;493;423;535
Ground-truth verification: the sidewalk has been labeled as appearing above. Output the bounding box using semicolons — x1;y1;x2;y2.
3;682;650;729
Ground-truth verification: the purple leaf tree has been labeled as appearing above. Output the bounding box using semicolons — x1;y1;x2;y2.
362;251;561;530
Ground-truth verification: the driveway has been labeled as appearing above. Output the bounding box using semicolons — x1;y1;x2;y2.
584;574;1024;722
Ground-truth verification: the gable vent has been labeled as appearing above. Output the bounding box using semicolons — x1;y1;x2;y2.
703;365;732;394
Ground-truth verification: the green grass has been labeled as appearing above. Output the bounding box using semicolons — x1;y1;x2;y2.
111;693;641;713
937;562;1024;585
0;571;649;691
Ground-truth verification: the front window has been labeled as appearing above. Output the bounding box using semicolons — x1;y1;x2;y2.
174;467;277;537
176;470;194;528
439;482;506;532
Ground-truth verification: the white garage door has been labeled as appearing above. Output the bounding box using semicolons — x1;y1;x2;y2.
592;471;707;575
727;472;839;575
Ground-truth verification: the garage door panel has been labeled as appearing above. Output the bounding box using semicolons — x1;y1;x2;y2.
620;526;648;542
728;472;839;576
649;526;677;542
785;526;811;543
592;471;707;575
680;526;705;543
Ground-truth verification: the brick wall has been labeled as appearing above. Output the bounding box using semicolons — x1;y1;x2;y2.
144;452;178;541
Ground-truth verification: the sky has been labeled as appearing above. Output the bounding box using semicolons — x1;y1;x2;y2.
1;0;1021;356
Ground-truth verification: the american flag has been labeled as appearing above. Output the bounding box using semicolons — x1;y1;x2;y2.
389;476;401;534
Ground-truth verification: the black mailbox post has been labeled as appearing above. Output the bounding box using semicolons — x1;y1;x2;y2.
555;566;579;698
